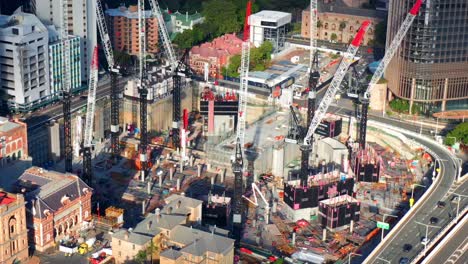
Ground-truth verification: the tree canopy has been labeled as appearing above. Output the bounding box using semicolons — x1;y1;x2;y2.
223;41;273;77
445;122;468;145
374;20;387;47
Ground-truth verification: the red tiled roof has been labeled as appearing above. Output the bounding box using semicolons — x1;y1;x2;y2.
190;33;242;60
0;192;15;205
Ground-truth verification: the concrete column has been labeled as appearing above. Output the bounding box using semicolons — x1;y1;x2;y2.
147;181;151;194
409;78;416;114
350;220;354;234
159;175;162;187
207;163;211;171
442;78;449;111
176;178;181;191
170;168;174;181
156;159;160;165
142;201;146;214
292;232;296;246
220;169;225;183
322;228;327;241
180;159;184;173
197;164;202;177
211;176;215;186
189;155;194;167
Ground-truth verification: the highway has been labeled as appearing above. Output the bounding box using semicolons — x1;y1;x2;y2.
361;127;461;264
24;76;124;130
423;214;468;264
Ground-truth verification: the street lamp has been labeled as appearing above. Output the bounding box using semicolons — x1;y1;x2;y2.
376;256;391;264
410;184;426;207
415;221;441;255
348;252;362;264
381;214;398;241
452;192;468;222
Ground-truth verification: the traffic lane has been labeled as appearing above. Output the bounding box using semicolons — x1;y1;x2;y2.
365;133;456;263
26;82;115;129
379;170;468;263
426;218;468;264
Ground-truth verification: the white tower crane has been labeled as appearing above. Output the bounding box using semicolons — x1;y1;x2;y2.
83;47;99;152
148;0;178;70
304;21;371;145
357;0;423;149
243;183;270;224
364;0;423;98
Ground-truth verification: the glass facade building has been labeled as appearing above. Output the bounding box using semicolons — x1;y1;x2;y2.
386;0;468;114
48;36;82;98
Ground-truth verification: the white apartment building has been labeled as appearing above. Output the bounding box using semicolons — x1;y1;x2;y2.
0;9;50;110
34;0;97;83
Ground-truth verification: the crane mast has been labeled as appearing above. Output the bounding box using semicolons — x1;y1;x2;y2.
232;0;252;243
138;0;149;180
148;0;177;69
358;0;423;149
81;47;99;185
304;21;371;145
96;0;121;161
242;183;270;224
61;0;73;173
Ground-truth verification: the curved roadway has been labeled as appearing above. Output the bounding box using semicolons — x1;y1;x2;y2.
362;124;458;264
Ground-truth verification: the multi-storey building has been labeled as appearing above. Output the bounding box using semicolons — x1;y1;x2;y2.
386;0;468;113
249;10;292;52
0;9;50;111
47;26;81;97
0;191;28;263
302;1;384;46
105;5;158;56
190;33;243;78
34;0;97;82
16;167;92;252
0;116;28;167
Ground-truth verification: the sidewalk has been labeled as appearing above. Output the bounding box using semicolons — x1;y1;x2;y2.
369;109;455;131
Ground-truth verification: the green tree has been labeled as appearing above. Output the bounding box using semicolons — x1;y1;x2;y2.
202;0;241;36
389;98;410;113
445;122;468;145
134;249;147;264
224;54;241;77
339;21;347;31
330;33;338;41
317;20;323;28
374;20;387;47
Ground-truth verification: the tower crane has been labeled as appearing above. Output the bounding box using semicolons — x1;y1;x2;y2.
357;0;423;149
243;183;270;224
148;0;177;69
61;0;73;173
81;47;99;185
232;0;252;242
96;0;121;162
138;0;149;180
303;21;371;148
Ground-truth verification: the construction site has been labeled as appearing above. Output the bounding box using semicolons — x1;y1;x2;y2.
33;0;432;263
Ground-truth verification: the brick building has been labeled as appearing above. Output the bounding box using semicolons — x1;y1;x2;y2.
190;33;243;78
0;116;28;167
301;0;384;45
16;167;92;252
0;191;28;263
106;5;158;56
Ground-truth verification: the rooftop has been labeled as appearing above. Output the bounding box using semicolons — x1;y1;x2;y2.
17;167;91;219
314;0;386;18
170;225;234;254
0;117;22;133
164;194;203;215
105;5;153;19
321;137;347;150
160;248;183;260
251;10;291;20
0;191;16;205
191;33;242;60
0;8;48;36
320;194;359;206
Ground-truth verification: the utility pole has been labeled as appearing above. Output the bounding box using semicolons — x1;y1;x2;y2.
410;183;426;208
347;253;362;264
380;214;397;241
415;221;441;255
452;193;468;222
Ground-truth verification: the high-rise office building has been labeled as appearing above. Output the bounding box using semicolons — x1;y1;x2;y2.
386;0;468;113
0;9;50;111
34;0;97;83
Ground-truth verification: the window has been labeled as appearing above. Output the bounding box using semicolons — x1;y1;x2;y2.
12;28;19;35
118;240;121;246
119;251;122;257
132;244;135;250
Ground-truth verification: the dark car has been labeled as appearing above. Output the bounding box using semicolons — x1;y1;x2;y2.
403;244;413;252
430;217;439;224
437;201;446;208
399;257;410;264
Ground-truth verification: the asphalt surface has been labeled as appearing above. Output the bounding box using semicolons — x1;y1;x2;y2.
362;132;461;264
25;75;128;130
424;215;468;264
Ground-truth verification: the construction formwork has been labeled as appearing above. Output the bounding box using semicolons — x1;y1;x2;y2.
319;195;360;231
